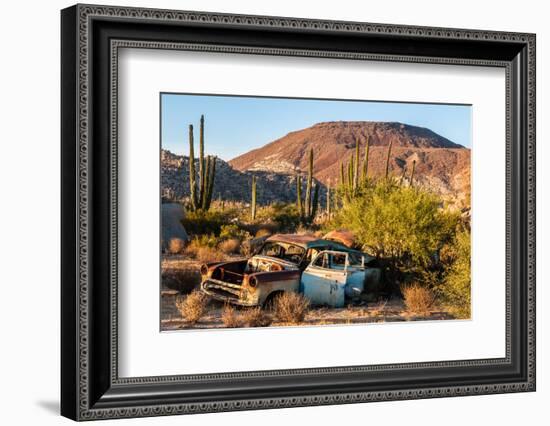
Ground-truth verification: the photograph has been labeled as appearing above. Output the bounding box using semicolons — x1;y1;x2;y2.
160;94;472;330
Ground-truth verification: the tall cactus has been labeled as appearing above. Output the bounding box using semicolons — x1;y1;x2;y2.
326;182;331;219
203;155;216;210
311;183;319;220
296;174;304;217
188;124;198;211
304;148;313;218
296;148;319;224
347;156;354;194
251;175;257;220
361;136;369;184
353;137;360;190
340;135;372;201
399;165;407;186
409;160;416;187
187;116;216;212
198;115;206;208
385;139;393;179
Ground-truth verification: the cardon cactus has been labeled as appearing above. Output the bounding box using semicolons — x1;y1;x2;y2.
340;136;370;201
296;148;319;224
409;159;416;187
251;175;257;220
385;139;393;179
187;115;216;212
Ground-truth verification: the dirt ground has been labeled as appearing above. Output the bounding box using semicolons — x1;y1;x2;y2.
161;299;454;331
160;255;454;331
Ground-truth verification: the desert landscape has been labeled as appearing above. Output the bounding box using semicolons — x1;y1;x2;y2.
160;109;471;331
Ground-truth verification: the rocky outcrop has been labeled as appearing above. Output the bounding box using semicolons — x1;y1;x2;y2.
161;150;325;206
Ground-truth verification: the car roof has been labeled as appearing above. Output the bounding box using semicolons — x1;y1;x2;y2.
266;234;355;251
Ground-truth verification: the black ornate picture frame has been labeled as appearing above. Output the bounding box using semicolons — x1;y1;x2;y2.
61;4;536;421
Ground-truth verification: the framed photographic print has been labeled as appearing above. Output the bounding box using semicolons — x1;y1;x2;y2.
61;4;536;421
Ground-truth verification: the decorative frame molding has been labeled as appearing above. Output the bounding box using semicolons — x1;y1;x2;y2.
61;4;536;421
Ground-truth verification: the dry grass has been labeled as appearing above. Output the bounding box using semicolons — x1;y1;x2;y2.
369;299;389;317
175;291;208;324
218;238;240;255
196;247;226;263
242;307;272;327
402;284;435;314
168;238;186;254
273;292;310;324
221;304;243;328
255;228;272;238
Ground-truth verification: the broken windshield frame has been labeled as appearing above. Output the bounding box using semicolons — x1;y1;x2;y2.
258;241;306;264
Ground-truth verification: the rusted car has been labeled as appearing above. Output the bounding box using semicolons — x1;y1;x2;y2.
301;250;381;308
200;234;357;307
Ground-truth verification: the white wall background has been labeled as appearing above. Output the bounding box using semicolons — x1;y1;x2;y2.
0;0;546;424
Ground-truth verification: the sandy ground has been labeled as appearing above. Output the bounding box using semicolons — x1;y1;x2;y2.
160;254;455;331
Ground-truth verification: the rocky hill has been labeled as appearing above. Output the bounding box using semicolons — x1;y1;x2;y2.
229;121;470;205
161;149;325;206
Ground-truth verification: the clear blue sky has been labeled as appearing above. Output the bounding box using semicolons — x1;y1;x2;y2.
161;93;471;161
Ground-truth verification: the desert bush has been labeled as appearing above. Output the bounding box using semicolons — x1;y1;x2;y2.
196;247;225;263
437;228;471;319
255;202;301;232
273;292;310;324
181;209;227;235
167;238;185;254
242;307;271;327
402;283;435;314
219;224;248;240
330;180;459;285
162;268;201;294
185;234;220;257
218;238;240;255
175;291;208;324
221;304;243;328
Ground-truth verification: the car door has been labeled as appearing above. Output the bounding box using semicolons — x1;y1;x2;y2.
301;251;347;307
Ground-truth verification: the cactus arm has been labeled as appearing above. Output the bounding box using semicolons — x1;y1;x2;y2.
385;139;393;179
200;154;211;210
251;175;257;220
198;115;205;208
188;124;197;211
205;156;216;210
409;159;416;187
326;183;331;218
347;157;353;196
354;137;360;190
304;148;313;218
362;136;369;184
310;183;319;221
296;174;304;217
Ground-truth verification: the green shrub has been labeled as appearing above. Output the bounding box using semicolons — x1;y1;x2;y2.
181;209;226;235
219;223;251;241
330;180;459;286
264;202;302;232
437;228;471;319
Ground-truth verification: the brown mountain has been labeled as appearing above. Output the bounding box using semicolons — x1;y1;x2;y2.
229;121;470;206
